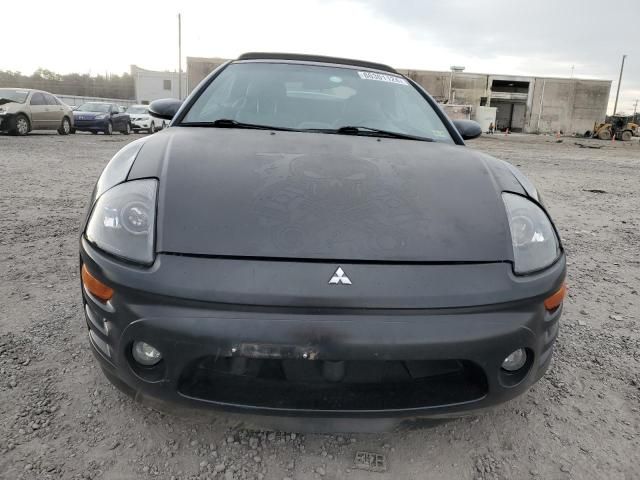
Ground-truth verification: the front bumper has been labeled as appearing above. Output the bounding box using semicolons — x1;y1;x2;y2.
73;118;108;131
80;238;565;421
131;119;150;130
0;113;16;131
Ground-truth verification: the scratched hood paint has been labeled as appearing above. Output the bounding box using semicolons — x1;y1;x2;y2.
129;127;524;262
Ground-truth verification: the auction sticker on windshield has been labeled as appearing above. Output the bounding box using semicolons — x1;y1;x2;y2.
358;71;409;85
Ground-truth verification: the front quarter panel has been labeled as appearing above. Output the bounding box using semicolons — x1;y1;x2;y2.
81;137;152;231
66;106;75;126
500;160;541;202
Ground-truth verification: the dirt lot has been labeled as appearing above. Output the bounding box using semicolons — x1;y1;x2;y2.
0;131;639;480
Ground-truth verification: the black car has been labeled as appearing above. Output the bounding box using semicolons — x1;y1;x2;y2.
73;102;131;135
79;53;566;424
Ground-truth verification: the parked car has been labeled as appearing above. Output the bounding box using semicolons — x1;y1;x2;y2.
80;53;566;425
0;88;74;135
127;104;168;133
72;102;131;135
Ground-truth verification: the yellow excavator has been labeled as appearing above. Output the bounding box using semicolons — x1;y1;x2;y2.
591;115;638;141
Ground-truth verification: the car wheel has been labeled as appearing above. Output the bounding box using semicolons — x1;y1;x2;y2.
11;114;30;136
69;127;76;134
621;130;632;141
122;123;131;135
148;122;156;134
91;131;98;135
58;116;71;135
104;121;113;135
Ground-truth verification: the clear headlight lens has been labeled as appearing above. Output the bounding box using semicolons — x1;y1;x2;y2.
85;179;157;264
502;192;559;274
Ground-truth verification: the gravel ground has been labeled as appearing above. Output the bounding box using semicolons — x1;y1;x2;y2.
0;131;639;480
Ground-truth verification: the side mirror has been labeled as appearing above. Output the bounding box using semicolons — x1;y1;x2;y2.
452;120;482;140
149;98;183;121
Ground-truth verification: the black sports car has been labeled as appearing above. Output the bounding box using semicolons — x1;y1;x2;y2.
80;53;566;424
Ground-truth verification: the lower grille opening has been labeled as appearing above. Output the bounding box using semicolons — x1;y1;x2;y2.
178;357;487;411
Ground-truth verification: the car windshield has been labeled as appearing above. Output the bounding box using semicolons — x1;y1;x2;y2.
76;103;111;113
127;106;148;114
181;62;454;143
0;89;30;104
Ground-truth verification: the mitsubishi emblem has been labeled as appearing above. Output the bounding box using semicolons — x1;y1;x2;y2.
329;267;352;285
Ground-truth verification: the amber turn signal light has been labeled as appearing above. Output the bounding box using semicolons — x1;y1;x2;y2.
544;282;567;311
81;264;114;302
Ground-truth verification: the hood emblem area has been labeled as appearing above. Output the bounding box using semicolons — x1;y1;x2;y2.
329;267;352;285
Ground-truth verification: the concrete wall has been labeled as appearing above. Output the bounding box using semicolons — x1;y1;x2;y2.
440;104;472;120
131;65;187;104
402;69;610;134
400;70;488;106
528;78;611;134
473;106;497;132
186;57;227;93
400;70;449;101
56;94;136;108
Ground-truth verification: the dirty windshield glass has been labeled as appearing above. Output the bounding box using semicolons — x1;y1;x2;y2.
127;106;148;114
76;103;111;113
182;62;454;143
0;88;29;103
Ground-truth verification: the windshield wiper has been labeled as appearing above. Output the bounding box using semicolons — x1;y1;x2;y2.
311;125;434;142
179;119;301;132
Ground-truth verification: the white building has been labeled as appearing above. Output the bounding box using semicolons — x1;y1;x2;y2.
131;65;187;104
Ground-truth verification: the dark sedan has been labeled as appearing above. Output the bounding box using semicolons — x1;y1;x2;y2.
79;53;566;426
72;102;131;135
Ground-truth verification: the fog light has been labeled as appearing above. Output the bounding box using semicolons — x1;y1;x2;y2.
132;341;162;366
501;348;527;372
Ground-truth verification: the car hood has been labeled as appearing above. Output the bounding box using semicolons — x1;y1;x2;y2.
0;100;20;111
129;127;527;262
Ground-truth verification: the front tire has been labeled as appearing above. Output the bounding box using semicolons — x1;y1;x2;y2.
621;130;632;141
104;121;113;135
58;116;71;135
148;121;156;134
122;123;131;135
597;129;611;140
11;114;30;136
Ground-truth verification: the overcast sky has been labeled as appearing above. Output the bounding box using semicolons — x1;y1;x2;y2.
4;0;639;113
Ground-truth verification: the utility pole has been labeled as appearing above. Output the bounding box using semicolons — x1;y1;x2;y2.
448;66;465;104
634;99;639;123
613;54;627;115
178;13;182;100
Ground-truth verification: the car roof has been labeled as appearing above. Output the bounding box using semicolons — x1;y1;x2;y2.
236;52;398;74
1;88;42;94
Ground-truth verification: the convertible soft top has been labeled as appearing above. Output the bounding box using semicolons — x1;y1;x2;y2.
236;52;398;74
